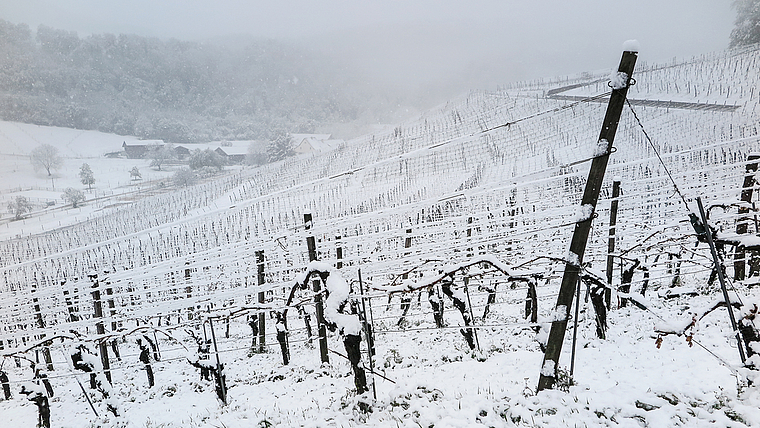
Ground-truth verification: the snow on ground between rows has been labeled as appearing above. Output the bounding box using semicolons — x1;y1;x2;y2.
2;289;759;427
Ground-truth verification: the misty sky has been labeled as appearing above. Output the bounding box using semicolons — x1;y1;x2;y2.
1;0;737;106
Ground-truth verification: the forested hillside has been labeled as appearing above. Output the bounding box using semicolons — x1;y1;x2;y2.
0;20;366;142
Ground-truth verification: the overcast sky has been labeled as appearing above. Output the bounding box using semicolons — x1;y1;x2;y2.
0;0;737;107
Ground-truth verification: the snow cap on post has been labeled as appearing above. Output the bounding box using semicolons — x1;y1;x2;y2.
622;39;640;53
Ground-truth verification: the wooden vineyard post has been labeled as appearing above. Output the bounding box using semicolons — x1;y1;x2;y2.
605;179;621;309
537;47;637;392
31;284;54;371
358;269;377;399
208;319;228;405
398;229;414;326
256;250;266;353
336;236;343;269
185;261;193;319
697;197;747;364
304;213;329;364
90;274;112;383
734;154;760;281
105;279;120;360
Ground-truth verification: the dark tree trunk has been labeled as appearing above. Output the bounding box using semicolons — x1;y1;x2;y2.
619;259;640;307
276;315;290;365
590;285;607;339
344;334;368;393
441;277;475;350
428;286;445;328
482;286;496;321
0;371;11;399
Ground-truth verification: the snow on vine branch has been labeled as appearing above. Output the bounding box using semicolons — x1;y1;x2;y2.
286;261;362;336
374;254;539;294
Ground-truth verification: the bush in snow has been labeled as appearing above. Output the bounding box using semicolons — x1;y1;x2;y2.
61;187;85;208
7;195;33;220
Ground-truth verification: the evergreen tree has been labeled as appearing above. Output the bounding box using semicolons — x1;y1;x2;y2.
79;163;95;190
130;166;142;180
267;134;294;163
731;0;760;47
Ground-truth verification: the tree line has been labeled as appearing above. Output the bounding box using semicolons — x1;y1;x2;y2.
0;20;364;143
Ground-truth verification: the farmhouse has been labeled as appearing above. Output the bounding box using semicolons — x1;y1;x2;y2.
291;134;343;155
122;140;164;159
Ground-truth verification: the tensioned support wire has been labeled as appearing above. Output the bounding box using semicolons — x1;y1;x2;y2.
481;91;612;134
625;98;692;212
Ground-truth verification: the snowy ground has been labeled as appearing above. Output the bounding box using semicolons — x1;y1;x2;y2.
1;285;759;427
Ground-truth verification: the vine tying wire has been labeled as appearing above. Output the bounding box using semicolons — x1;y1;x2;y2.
481;91;612;134
625;98;692;212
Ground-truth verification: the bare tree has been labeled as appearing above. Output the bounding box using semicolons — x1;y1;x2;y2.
148;144;175;171
30;144;62;176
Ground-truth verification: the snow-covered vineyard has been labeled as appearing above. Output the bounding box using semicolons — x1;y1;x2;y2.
3;45;760;427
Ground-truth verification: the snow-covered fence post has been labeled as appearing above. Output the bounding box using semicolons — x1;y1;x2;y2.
256;250;266;353
31;283;54;371
735;154;760;281
89;272;112;383
104;277;120;360
605;179;621;308
538;46;638;392
63;283;79;322
336;236;343;269
304;213;329;364
358;269;376;363
397;228;414;327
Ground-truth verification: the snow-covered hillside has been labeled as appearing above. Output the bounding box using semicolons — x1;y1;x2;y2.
2;44;760;427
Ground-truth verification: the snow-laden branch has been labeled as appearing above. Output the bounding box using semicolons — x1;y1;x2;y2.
654;294;744;336
374;255;541;294
283;261;362;336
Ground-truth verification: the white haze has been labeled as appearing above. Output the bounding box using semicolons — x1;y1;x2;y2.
0;0;736;113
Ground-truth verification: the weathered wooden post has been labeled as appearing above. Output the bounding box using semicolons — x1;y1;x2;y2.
398;228;413;326
358;269;377;399
605;179;621;308
256;250;266;353
104;277;120;360
208;319;228;405
304;213;329;363
90;273;112;383
336;236;343;270
31;283;54;371
734;154;760;281
537;45;638;392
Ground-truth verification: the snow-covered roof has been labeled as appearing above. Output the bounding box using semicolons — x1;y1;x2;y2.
291;133;331;142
